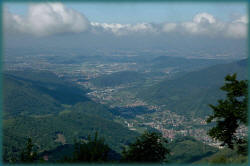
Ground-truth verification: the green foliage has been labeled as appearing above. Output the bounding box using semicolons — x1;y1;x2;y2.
3;74;62;117
167;136;219;163
4;61;247;163
195;147;248;164
138;59;247;118
3;70;138;163
4;70;89;112
207;73;248;153
72;132;110;162
3;101;138;162
122;131;170;163
210;155;227;164
20;138;38;163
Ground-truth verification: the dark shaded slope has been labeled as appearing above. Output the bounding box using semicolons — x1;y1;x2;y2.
4;70;89;105
3;74;62;117
39;143;121;162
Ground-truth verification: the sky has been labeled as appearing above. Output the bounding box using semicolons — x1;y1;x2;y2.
3;2;247;38
5;2;247;24
3;2;248;59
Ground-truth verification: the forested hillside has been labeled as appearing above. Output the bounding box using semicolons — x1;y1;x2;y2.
137;59;247;117
3;59;247;163
3;70;138;162
167;136;219;163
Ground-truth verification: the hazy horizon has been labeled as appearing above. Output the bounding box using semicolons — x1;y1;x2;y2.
3;2;248;60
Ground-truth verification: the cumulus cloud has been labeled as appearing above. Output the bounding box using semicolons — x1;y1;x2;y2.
162;23;177;32
234;15;248;24
4;3;90;36
224;15;248;38
181;13;224;36
91;12;247;38
180;12;247;38
91;22;157;36
4;5;247;39
193;12;216;24
225;22;247;38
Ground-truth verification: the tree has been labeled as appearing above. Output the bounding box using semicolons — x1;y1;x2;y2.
72;131;110;162
20;138;38;163
121;131;170;163
207;73;248;154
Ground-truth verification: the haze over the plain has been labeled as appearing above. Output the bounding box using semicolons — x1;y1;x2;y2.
4;2;247;59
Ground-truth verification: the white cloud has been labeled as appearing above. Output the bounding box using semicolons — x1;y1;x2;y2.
224;15;248;38
181;13;220;35
225;22;247;38
4;3;90;36
233;15;248;24
91;13;247;39
4;5;247;39
91;22;128;35
193;12;216;24
91;22;157;36
162;23;177;32
180;12;247;38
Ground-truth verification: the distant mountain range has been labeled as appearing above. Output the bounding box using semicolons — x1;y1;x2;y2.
90;71;146;88
137;59;247;117
149;55;231;71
